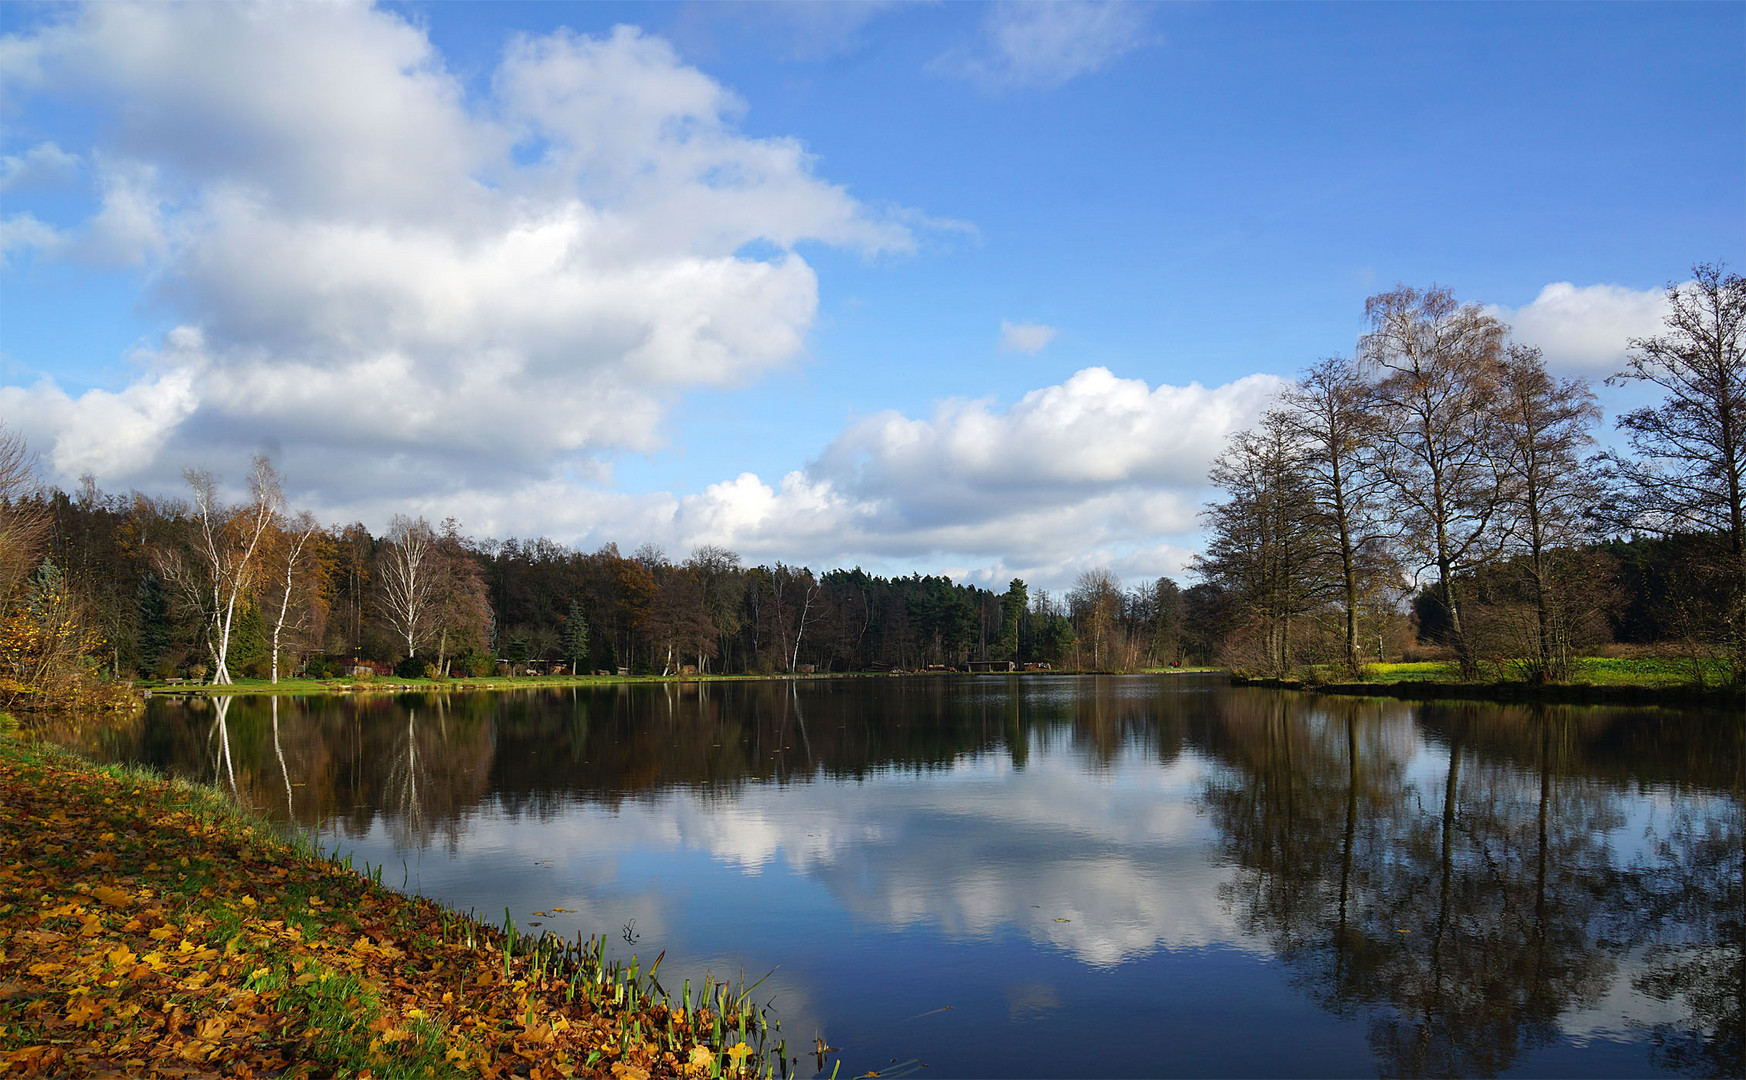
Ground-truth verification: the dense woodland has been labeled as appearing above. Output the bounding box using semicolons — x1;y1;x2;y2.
1;264;1740;704
0;447;1194;698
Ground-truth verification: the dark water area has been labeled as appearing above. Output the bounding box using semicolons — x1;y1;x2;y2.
36;675;1745;1078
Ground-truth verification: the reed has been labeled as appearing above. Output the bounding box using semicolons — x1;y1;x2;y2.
476;912;803;1078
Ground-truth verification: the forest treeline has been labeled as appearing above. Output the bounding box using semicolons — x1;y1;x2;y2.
1;264;1740;703
1196;263;1744;684
0;440;1204;702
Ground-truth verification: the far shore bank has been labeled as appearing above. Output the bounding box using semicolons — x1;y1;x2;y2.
99;661;1744;711
128;666;1226;699
1229;673;1743;710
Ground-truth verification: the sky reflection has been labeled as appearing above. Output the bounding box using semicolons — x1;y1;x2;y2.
55;677;1739;1078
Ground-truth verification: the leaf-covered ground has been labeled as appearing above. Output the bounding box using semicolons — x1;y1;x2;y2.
0;734;785;1079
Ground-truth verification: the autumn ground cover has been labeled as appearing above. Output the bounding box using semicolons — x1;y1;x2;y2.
0;721;799;1079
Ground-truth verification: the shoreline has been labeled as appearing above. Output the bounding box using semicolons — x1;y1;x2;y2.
0;722;799;1079
1228;674;1744;710
131;666;1226;699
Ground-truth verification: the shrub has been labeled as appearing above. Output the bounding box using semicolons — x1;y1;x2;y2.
394;655;427;679
460;652;493;678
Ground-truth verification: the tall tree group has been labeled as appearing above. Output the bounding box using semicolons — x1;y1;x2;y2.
1198;263;1744;683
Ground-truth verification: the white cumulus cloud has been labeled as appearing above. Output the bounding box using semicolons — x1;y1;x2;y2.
324;365;1281;588
1489;281;1671;375
0;3;917;502
500;366;1285;587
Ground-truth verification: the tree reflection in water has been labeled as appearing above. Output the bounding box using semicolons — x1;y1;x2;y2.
1620;716;1744;1078
1204;692;1741;1077
52;679;1742;1077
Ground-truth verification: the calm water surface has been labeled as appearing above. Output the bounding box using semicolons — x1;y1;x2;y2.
42;675;1745;1077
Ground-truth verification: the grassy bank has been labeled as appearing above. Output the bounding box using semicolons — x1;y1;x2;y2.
1232;655;1743;709
0;720;803;1079
1357;656;1736;689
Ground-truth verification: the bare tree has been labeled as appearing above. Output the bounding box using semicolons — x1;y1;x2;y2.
1067;567;1123;670
377;514;436;660
0;426;50;608
646;566;717;675
1283;355;1394;674
685;545;744;672
264;509;325;683
1195;410;1331;675
172;456;282;684
1360;285;1509;675
765;563;822;672
425;522;491;674
1604;263;1746;678
1490;344;1603;681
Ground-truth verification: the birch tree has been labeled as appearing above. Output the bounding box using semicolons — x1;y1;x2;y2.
765;563;821;672
172;456;282;684
265;509;325;683
377;514;435;660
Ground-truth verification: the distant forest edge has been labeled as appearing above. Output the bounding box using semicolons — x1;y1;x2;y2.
2;264;1740;705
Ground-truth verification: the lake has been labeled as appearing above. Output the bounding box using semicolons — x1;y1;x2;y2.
37;675;1744;1077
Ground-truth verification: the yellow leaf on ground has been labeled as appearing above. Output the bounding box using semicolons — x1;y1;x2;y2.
177;1040;211;1063
106;946;136;968
91;885;130;907
66;998;104;1024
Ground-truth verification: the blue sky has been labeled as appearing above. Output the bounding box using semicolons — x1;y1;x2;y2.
2;1;1741;589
